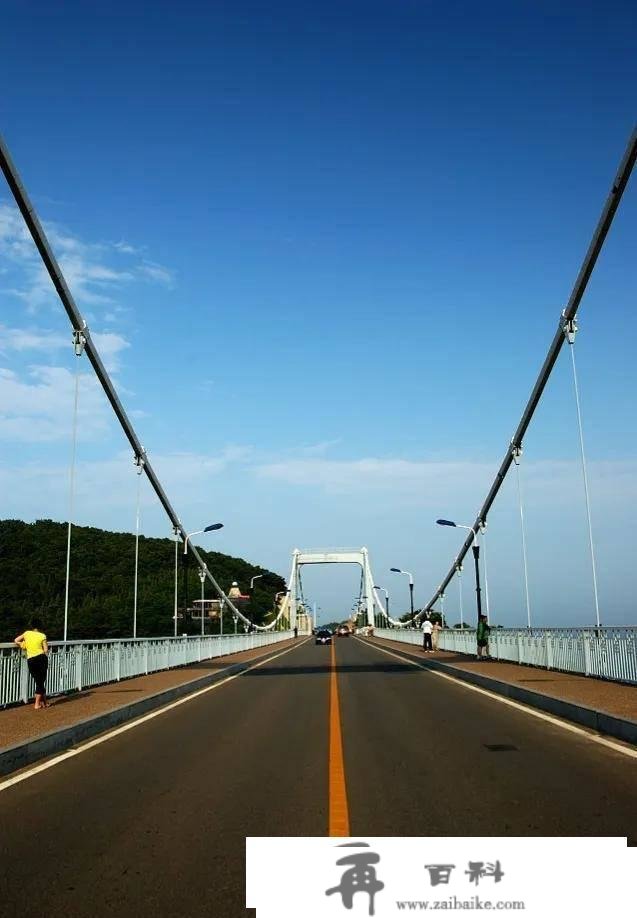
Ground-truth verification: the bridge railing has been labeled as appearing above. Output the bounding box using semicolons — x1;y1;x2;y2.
0;630;292;708
373;626;637;685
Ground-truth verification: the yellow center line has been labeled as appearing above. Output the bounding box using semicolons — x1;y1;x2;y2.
328;639;350;837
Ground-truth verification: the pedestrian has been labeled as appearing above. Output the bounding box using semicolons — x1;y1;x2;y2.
476;614;490;660
14;617;49;709
432;619;442;652
293;625;298;639
421;616;433;653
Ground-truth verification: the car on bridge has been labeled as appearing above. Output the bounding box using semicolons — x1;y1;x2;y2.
337;625;350;637
315;629;332;645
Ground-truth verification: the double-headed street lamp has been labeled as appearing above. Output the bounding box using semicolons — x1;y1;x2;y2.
390;568;414;623
177;522;224;636
374;585;390;627
436;519;483;624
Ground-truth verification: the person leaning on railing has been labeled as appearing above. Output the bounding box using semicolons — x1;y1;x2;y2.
14;617;49;709
476;615;490;661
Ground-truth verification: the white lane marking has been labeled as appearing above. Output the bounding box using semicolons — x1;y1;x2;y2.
356;637;637;760
0;639;310;793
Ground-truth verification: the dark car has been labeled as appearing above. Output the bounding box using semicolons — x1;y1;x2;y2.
337;625;350;637
315;629;332;645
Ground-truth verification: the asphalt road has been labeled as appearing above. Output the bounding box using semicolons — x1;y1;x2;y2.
0;636;634;917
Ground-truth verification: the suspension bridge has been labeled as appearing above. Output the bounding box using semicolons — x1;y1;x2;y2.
0;127;636;916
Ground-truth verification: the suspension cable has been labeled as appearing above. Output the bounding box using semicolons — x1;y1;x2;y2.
421;127;637;614
0;133;272;632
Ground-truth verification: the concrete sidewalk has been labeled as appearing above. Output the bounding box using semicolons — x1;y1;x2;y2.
0;638;296;768
371;637;637;743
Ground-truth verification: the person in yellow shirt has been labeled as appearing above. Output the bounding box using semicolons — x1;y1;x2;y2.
14;617;49;709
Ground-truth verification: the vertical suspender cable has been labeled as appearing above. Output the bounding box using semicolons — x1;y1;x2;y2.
481;526;491;624
457;566;464;630
63;334;84;643
133;457;144;639
566;322;601;628
512;447;532;629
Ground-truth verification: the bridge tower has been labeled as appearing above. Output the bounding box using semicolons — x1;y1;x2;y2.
287;547;382;629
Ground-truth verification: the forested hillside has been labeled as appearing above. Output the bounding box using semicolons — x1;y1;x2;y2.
0;519;286;642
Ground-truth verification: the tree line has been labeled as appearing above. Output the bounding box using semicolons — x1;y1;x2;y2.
0;519;286;642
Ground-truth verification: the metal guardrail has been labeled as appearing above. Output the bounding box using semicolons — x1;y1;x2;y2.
374;626;637;685
0;631;292;707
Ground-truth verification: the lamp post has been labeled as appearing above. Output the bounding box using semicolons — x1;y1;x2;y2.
182;523;223;632
436;519;481;623
374;586;390;627
274;590;289;630
250;573;263;620
173;525;181;637
390;568;414;623
456;562;464;630
198;566;207;637
132;454;145;639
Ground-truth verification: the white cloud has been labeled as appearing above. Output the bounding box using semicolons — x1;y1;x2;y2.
256;456;490;495
255;454;637;509
0;324;68;354
114;240;141;255
90;331;130;372
0;364;112;442
0;324;130;373
0;200;173;313
294;439;342;457
138;261;174;285
0;446;250;520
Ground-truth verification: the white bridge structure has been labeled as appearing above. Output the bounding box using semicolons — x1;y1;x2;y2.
286;548;389;630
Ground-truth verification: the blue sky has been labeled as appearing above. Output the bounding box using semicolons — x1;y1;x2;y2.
1;1;636;627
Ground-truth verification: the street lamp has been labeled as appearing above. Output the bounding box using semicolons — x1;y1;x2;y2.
198;566;207;637
132;455;145;639
182;523;223;633
172;525;182;637
184;522;224;555
436;519;482;623
456;562;464;630
374;585;389;626
390;568;414;623
250;573;264;620
274;590;289;630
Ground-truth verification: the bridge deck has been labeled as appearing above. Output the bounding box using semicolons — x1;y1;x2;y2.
0;637;635;917
2;636;635;755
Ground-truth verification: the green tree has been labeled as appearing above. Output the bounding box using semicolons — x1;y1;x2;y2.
0;519;286;642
